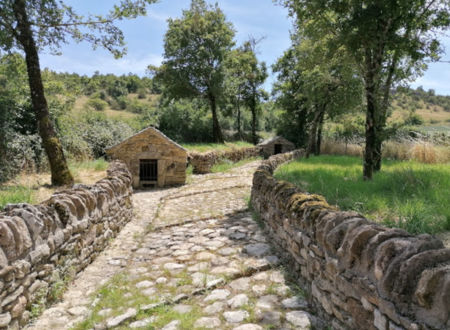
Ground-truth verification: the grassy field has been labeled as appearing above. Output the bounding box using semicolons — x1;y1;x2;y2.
275;155;450;235
0;159;109;209
182;141;254;153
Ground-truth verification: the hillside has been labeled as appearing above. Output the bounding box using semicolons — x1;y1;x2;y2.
390;87;450;133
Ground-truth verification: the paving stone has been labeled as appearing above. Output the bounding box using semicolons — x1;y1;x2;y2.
286;311;312;329
162;319;180;330
244;243;271;257
135;280;154;289
255;310;281;325
163;263;185;271
129;317;155;328
233;324;263;330
204;289;231;302
252;284;267;295
67;306;89;316
256;295;279;309
172;304;192;314
229;277;251;291
204;301;226;314
156;277;168;284
105;308;137;328
196;252;216;260
282;296;308;309
228;294;249;308
194;317;221;328
224;310;249;323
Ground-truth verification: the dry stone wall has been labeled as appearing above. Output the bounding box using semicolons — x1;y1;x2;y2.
189;146;261;174
0;161;133;329
251;150;450;330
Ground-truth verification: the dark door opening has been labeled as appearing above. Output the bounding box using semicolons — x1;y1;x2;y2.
274;144;282;155
140;159;158;182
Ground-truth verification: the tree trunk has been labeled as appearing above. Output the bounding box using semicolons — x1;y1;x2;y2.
373;139;382;172
208;93;224;143
306;105;323;158
236;95;242;139
363;85;377;180
250;89;258;145
13;0;74;186
315;111;324;156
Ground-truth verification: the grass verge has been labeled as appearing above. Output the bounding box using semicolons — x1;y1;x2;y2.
0;158;109;209
275;155;450;234
211;157;261;173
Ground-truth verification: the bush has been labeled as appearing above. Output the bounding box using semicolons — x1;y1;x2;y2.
86;98;108;111
115;96;129;110
137;88;147;99
158;99;213;142
127;99;147;114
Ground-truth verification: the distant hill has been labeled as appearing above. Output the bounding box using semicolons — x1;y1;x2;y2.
390;87;450;132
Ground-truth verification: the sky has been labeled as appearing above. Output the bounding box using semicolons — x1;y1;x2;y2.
39;0;450;95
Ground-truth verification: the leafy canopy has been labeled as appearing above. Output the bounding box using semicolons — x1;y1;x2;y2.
152;0;235;99
0;0;157;58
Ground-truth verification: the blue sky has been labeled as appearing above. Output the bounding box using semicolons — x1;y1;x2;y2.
39;0;450;95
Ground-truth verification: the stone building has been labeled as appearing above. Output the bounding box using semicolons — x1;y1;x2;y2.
106;127;187;188
258;136;295;158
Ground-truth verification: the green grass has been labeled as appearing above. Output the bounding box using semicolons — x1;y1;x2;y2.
69;158;109;172
211;156;262;173
182;141;253;153
275;155;450;234
0;186;35;209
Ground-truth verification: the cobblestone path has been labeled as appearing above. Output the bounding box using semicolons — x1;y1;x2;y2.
26;161;320;330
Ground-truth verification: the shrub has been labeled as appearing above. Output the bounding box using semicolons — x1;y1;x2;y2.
86;98;108;111
115;96;129;110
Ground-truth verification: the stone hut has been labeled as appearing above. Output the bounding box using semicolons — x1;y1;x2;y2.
258;136;295;158
106;127;187;188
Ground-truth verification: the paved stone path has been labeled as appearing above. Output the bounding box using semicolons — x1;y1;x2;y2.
26;161;322;330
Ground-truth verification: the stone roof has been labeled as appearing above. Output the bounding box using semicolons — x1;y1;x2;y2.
258;136;294;147
106;126;187;153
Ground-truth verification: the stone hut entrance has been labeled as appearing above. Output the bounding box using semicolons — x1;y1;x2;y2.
258;136;295;158
139;159;158;187
274;144;282;154
106;127;188;188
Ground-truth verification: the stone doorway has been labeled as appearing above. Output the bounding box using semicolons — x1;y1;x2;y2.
139;159;158;187
274;144;282;154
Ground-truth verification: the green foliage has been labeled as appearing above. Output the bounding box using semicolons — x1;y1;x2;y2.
86;98;108;111
59;111;135;159
275;155;450;234
158;99;213;142
153;0;236;142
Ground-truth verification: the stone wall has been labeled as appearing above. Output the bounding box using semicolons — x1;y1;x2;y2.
251;150;450;330
0;161;133;329
189;147;261;174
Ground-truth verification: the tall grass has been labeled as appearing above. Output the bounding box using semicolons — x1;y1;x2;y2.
275;155;450;234
182;141;253;153
321;139;450;163
0;186;35;209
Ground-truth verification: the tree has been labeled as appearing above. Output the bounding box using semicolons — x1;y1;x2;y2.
273;31;363;155
0;0;156;185
225;38;268;144
152;0;235;143
280;0;450;179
